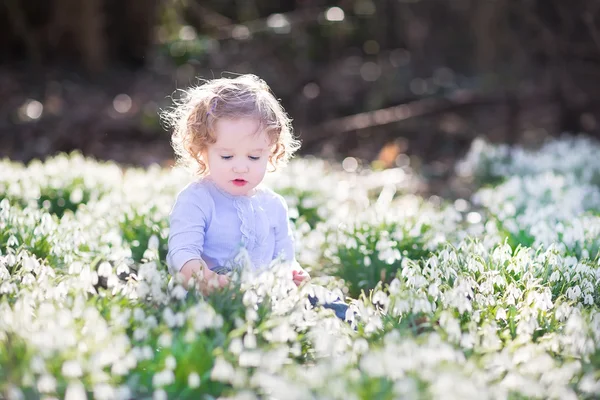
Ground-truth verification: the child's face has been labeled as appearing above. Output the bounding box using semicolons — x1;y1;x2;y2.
205;117;272;196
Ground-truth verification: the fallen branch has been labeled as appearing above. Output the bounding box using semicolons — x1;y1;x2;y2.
303;89;552;145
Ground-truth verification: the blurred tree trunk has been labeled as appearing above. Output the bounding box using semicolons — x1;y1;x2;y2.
80;0;107;73
473;0;498;73
2;0;159;73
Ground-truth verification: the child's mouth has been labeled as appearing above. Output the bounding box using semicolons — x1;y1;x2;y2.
232;179;247;187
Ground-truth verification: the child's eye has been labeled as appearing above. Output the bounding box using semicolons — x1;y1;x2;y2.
249;156;261;161
221;156;232;160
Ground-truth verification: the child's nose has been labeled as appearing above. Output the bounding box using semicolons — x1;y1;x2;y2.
232;160;249;173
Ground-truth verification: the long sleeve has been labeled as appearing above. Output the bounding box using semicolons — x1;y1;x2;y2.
272;194;296;263
166;184;211;275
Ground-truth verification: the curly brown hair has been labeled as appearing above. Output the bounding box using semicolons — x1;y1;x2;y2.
162;74;301;176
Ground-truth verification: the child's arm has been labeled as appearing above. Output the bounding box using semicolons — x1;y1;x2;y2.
167;185;228;292
273;194;310;286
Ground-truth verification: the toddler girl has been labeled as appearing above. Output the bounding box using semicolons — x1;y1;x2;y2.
167;75;309;293
163;74;349;320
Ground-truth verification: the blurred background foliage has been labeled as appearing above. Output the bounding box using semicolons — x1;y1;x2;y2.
1;0;600;187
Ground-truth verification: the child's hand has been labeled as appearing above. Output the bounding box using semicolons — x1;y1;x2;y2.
199;268;230;295
292;269;310;287
181;259;230;295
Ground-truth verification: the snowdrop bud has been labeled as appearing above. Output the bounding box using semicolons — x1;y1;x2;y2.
61;360;83;378
496;308;507;321
93;383;115;400
65;381;87;400
37;375;57;393
211;357;235;382
188;372;201;388
152;370;174;387
153;389;167;400
157;332;172;348
97;262;113;278
165;355;176;370
148;235;160;250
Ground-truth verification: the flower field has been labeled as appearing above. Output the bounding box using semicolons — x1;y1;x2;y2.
1;136;600;399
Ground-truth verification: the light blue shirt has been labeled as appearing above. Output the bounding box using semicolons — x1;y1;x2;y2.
166;177;295;275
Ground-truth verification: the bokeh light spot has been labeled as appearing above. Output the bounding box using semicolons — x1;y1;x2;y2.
25;100;43;120
113;94;132;114
363;40;380;55
454;198;469;212
303;83;320;99
342;157;359;172
409;78;428;95
179;26;197;41
390;48;411;67
267;14;291;34
325;7;345;22
360;62;381;81
232;25;251;40
467;212;482;224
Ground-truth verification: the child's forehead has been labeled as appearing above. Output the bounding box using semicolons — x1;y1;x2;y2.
212;118;271;148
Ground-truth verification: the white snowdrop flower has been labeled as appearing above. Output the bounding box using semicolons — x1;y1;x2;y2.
550;269;561;283
21;273;35;286
264;321;296;343
460;332;476;349
427;282;440;299
65;381;87;400
133;308;145;321
37;374;57;393
97;262;113;278
439;311;462;343
211;356;235;383
359;352;387;377
0;264;9;281
480;323;502;351
566;285;581;301
505;284;522;306
115;385;131;400
165;355;176;370
353;338;369;354
413;298;433;314
239;350;262;368
372;290;389;310
152;369;175;387
61;360;83;378
143;346;154;360
145;315;158;328
496;308;507;321
579;373;600;395
157;332;172;348
93;383;115;400
133;327;148;341
229;338;243;354
555;302;572;322
388;278;401;294
148;235;160;250
162;307;176;328
170;284;187;300
516;311;538;338
244;332;257;349
188;372;201;388
492;273;507;288
153;389;167;400
7;235;19;248
21;256;38;272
